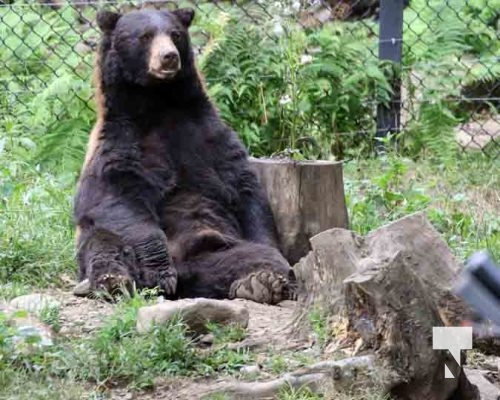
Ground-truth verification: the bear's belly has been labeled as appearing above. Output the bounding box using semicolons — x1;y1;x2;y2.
159;191;242;262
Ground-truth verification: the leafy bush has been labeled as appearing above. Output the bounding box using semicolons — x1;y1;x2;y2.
400;0;500;161
200;11;392;159
0;4;95;173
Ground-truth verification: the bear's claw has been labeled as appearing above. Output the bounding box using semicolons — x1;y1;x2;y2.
229;270;296;305
159;266;177;296
96;273;134;296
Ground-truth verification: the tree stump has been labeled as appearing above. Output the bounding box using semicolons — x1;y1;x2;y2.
291;213;479;400
250;158;348;265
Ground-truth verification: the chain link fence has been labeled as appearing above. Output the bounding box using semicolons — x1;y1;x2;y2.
0;0;498;163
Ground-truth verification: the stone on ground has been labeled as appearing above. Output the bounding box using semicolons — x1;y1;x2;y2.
10;293;60;313
136;298;249;335
465;369;500;400
73;278;91;297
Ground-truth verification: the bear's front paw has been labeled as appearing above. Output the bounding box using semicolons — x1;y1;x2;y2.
159;265;177;296
229;270;295;305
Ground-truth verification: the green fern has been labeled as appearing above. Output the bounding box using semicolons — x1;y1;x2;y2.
400;0;500;162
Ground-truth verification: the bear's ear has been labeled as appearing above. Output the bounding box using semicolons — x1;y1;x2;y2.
172;8;195;28
97;10;121;33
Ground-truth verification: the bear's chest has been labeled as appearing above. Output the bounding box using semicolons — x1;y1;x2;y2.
139;124;220;187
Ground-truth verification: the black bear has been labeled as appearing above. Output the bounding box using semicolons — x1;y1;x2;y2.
74;7;295;304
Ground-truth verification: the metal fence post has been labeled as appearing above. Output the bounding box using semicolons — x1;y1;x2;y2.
376;0;405;151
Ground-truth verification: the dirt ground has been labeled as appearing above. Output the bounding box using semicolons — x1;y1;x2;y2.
41;289;307;400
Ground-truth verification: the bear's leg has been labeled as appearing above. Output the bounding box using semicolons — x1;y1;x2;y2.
122;226;177;296
76;228;137;297
77;201;178;297
174;242;295;305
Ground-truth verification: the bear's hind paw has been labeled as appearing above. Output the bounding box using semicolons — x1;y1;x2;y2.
229;270;295;305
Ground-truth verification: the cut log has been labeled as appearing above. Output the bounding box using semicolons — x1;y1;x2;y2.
291;213;479;400
250;158;348;265
343;252;474;400
291;212;464;335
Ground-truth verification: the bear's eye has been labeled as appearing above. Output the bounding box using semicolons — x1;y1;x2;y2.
171;31;181;41
140;31;154;41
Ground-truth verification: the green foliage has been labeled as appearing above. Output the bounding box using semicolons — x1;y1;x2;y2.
0;4;95;174
205;322;247;344
308;307;330;348
344;153;499;259
39;305;61;334
0;290;253;396
277;385;324;400
200;12;392;159
0;283;30;302
401;0;500;162
266;354;289;375
0;167;75;286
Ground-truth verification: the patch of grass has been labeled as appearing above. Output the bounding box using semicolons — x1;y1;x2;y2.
309;308;330;348
0;170;76;287
0;290;254;397
0;373;91;400
344;153;500;262
39;304;61;333
0;282;30;302
277;384;390;400
277;385;323;400
206;321;247;344
266;354;289;375
201;394;231;400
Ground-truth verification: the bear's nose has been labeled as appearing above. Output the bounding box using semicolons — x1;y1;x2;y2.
161;51;179;69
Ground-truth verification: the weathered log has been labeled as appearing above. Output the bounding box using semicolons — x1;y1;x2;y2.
291;212;463;335
200;355;380;399
343;252;476;400
250;158;348;265
291;213;479;400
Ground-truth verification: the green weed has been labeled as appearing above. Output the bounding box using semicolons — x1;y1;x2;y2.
309;308;330;348
205;321;247;344
39;305;61;333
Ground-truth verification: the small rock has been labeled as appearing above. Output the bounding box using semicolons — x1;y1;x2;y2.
73;279;91;297
240;365;260;375
465;368;500;400
7;312;54;353
10;294;60;314
136;298;249;335
199;333;215;346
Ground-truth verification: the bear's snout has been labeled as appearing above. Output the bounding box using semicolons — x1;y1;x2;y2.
148;34;181;80
161;51;179;70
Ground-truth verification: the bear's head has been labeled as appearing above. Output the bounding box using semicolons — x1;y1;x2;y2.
97;8;196;86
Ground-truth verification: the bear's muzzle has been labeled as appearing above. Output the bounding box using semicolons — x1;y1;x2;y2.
148;34;181;80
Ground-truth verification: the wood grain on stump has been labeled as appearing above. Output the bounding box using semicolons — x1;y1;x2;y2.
250;158;348;265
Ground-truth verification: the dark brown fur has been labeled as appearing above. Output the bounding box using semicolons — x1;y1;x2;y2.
74;8;295;303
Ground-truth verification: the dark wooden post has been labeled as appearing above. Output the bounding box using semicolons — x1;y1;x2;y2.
376;0;405;151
